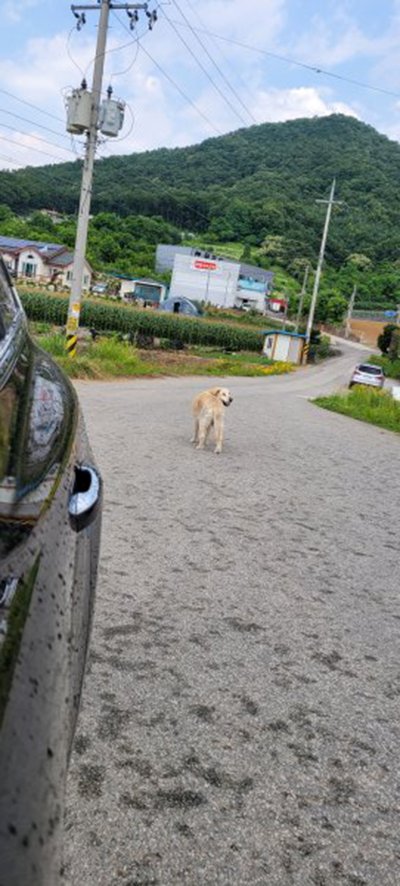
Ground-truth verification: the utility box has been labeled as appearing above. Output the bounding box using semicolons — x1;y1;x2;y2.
66;87;92;134
263;330;305;364
98;98;125;137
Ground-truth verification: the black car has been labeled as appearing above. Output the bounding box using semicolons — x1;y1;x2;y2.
0;258;102;885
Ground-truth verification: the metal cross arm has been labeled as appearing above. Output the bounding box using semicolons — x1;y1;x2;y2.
71;3;149;10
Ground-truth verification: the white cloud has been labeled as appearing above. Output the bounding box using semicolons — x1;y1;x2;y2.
251;86;359;123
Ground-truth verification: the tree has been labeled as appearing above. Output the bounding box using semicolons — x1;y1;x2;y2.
325;295;347;325
389;329;400;361
377;323;398;354
240;243;252;261
345;253;372;271
260;235;286;262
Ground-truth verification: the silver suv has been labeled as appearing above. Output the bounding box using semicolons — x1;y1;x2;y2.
349;363;385;389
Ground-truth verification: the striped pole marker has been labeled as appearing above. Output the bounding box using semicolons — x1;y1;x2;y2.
66;334;78;357
302;342;310;365
66;305;80;357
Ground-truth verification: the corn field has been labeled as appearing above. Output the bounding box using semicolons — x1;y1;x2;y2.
20;291;264;352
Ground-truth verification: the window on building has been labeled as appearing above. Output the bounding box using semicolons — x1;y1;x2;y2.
66;271;73;282
21;256;37;278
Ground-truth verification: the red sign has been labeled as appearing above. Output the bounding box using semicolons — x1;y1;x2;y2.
192;259;217;271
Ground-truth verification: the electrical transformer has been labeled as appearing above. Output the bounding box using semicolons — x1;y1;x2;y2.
66;87;92;134
98;98;125;137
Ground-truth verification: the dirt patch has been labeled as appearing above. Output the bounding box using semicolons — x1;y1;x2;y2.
348;319;385;347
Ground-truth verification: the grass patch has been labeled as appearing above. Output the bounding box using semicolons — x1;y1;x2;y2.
369;353;400;380
31;327;293;379
35;333;159;379
314;385;400;433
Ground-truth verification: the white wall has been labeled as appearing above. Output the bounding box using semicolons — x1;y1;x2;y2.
62;263;91;290
169;254;239;307
17;248;47;279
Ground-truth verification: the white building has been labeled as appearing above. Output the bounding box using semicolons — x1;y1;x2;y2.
169;254;239;308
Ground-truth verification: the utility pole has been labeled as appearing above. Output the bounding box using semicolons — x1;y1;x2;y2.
344;284;357;339
65;0;155;356
295;264;309;333
303;179;342;363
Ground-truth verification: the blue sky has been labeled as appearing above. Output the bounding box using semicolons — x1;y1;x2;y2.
0;0;399;169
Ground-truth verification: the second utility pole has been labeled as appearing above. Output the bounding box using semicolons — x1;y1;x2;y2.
303;179;342;361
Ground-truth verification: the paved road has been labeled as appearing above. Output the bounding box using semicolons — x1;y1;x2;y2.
65;349;400;886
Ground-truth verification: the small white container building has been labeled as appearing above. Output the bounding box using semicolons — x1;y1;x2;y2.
263;330;305;364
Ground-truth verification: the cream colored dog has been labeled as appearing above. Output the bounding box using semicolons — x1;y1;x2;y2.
191;387;233;454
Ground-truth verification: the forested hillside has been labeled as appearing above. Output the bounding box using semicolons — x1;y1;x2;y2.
1;114;400;268
1;113;400;321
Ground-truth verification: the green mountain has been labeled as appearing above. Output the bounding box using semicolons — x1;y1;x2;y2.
1;114;400;269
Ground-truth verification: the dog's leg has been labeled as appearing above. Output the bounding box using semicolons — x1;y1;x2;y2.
191;417;199;444
204;418;213;443
196;417;209;449
214;416;223;454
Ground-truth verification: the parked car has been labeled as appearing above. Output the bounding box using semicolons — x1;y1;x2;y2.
0;257;102;885
91;282;108;295
349;363;385;389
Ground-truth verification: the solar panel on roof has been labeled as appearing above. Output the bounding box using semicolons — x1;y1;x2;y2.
0;236;63;252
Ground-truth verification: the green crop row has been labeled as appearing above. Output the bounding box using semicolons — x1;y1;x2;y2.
19;291;264;352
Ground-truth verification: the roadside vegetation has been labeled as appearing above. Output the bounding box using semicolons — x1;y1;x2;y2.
369;354;400;380
32;326;292;380
314;386;400;434
371;323;400;379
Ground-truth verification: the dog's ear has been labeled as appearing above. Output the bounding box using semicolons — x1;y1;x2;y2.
209;387;221;396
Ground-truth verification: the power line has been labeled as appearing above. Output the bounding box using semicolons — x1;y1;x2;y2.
0;122;78;159
184;0;257;115
169;20;400;101
0;133;73;165
161;7;249;128
168;0;257;125
139;41;223;135
0;87;65;124
0;106;75;143
113;12;223;135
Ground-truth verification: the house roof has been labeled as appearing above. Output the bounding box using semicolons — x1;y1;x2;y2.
0;236;63;255
238;262;274;283
263;330;306;338
0;236;92;271
49;251;74;267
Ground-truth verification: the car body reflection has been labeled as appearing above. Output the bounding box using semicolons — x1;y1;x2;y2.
0;257;102;885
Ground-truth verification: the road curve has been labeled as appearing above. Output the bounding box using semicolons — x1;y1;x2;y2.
65;348;400;886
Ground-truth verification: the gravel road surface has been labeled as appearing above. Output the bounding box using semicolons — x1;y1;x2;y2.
65;348;400;886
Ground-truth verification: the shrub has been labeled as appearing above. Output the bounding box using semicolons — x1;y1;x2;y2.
368;354;400;380
20;291;264;352
377;323;398;354
388;329;400;361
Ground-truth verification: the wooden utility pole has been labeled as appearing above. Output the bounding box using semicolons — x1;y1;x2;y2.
345;285;357;339
303;179;342;363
